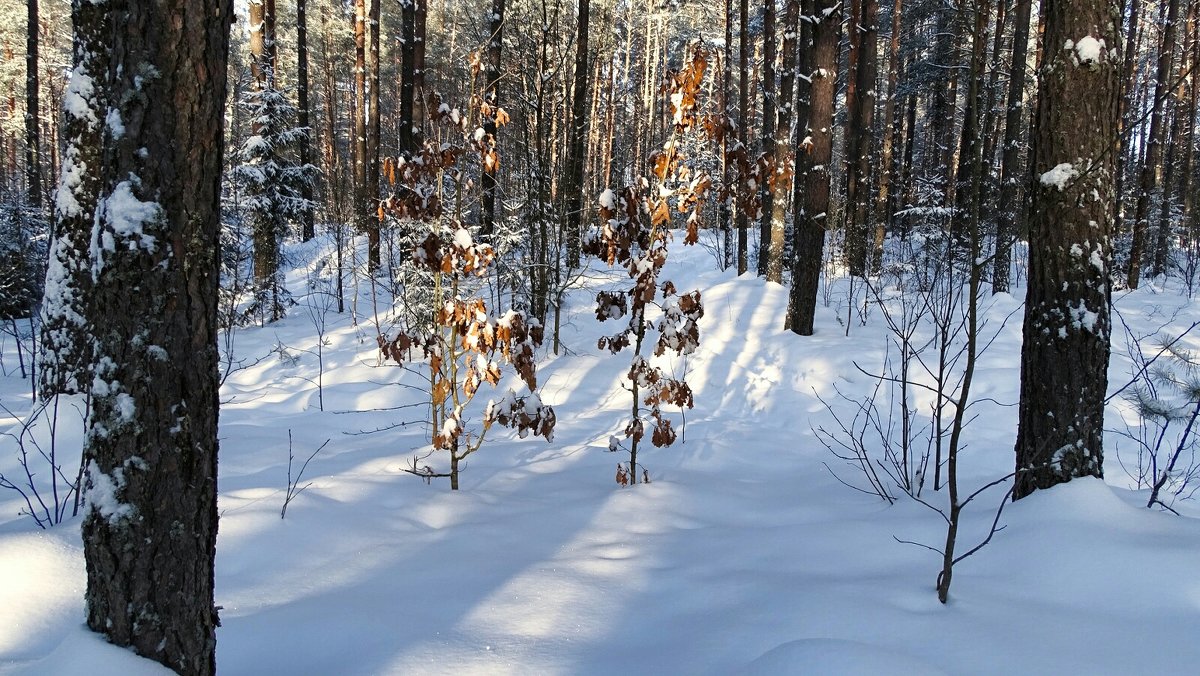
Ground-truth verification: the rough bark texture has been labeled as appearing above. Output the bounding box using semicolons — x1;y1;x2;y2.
39;0;108;397
1013;0;1119;499
993;0;1034;294
786;0;838;335
81;0;231;673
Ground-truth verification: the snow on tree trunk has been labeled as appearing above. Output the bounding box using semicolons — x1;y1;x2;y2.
39;0;108;397
1013;0;1119;499
80;1;231;672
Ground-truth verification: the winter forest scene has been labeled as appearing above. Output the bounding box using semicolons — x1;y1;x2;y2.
3;0;1200;673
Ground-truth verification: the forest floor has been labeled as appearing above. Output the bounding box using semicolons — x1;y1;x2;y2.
2;234;1200;675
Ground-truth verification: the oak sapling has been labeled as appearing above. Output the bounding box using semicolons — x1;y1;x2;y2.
377;94;554;490
586;41;712;486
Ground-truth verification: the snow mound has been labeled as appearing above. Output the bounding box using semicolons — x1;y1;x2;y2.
741;638;949;676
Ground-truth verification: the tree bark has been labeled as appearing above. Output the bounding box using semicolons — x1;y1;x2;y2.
850;0;878;276
873;0;903;271
39;0;108;398
737;0;750;274
81;0;231;672
993;0;1034;294
758;0;777;277
951;0;992;253
1014;0;1119;499
564;0;589;268
1129;0;1181;288
297;0;315;241
765;0;799;283
786;0;839;335
25;0;41;210
481;0;505;239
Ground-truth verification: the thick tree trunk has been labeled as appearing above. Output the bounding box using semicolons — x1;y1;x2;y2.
1014;0;1119;499
786;0;839;335
25;0;41;210
81;0;231;672
1129;0;1181;288
993;0;1034;294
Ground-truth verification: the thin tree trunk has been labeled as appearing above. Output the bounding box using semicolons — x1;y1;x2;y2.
765;0;799;283
366;0;381;269
24;0;40;211
737;0;750;274
564;0;589;268
873;0;903;271
993;0;1034;294
1129;0;1181;288
481;0;505;238
758;0;777;277
298;0;315;241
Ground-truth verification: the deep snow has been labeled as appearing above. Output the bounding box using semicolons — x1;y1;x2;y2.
2;234;1200;675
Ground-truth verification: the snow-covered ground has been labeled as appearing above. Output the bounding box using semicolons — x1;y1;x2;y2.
2;235;1200;675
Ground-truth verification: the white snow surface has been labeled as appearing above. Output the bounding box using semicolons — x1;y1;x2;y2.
2;234;1200;675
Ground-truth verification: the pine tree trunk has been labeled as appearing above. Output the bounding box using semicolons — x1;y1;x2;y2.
81;0;231;672
297;0;315;241
399;0;417;154
564;0;589;269
765;0;799;283
993;0;1034;294
481;0;505;239
786;0;839;335
856;0;879;274
951;0;992;253
39;0;107;398
929;4;960;204
1129;0;1180;288
758;0;777;278
25;0;41;210
737;0;750;274
873;0;903;271
250;0;281;315
1013;0;1119;499
1115;0;1144;248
